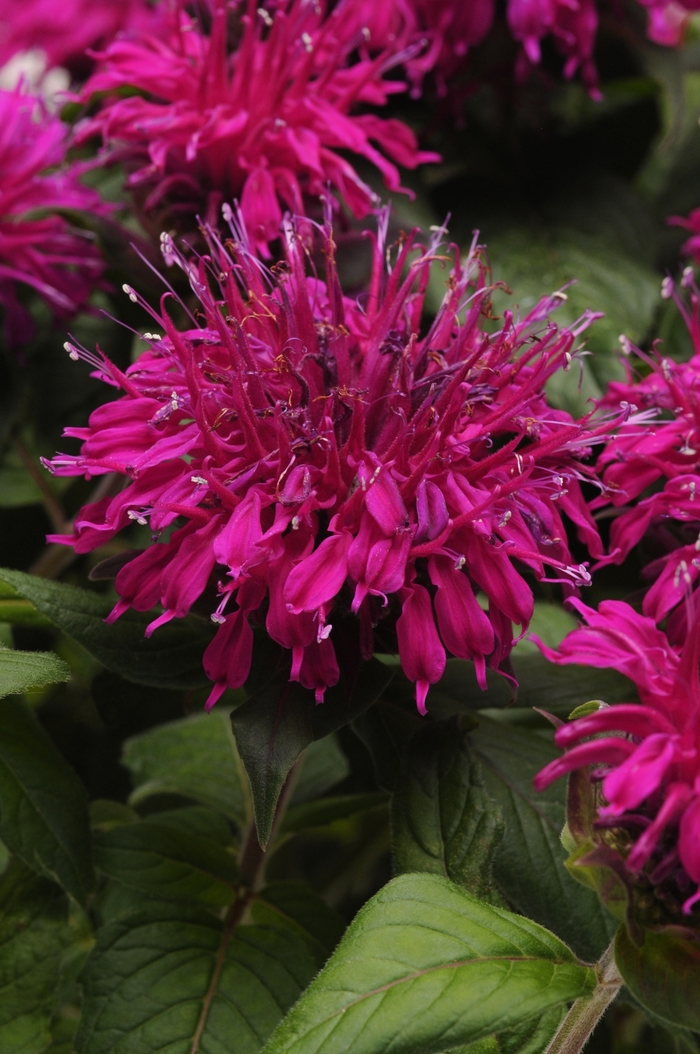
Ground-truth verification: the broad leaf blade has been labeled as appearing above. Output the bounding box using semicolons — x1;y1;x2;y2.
0;648;70;698
261;873;596;1054
123;711;249;828
392;718;505;903
615;926;700;1032
93;820;239;906
231;658;393;847
0;568;213;689
0;863;79;1054
470;716;617;962
0;698;94;902
282;792;388;835
74;902;317;1054
449;1007;566;1053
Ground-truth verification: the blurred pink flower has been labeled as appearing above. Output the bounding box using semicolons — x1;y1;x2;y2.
0;88;107;346
535;598;700;916
45;212;615;712
0;0;156;72
76;0;439;246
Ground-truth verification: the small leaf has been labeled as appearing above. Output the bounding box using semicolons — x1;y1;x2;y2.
0;697;94;902
470;716;617;962
251;882;346;966
231;658;393;848
0;647;70;698
282;792;388;835
615;925;700;1032
0;568;213;689
93;820;239;906
147;805;233;846
0;862;79;1054
74;902;317;1054
261;873;596;1054
392;718;505;904
123;710;249;828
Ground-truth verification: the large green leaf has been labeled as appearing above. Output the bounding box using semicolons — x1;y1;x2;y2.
123;711;250;828
231;659;394;847
0;647;70;698
615;926;700;1032
470;716;617;963
93;820;239;906
251;882;346;967
0;569;213;690
0;697;94;902
0;863;81;1054
290;735;349;805
261;873;596;1054
392;718;504;904
74;902;317;1054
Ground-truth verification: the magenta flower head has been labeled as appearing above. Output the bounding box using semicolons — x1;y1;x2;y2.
535;598;700;921
0;0;155;73
45;210;615;713
593;271;700;639
75;0;439;248
0;87;108;347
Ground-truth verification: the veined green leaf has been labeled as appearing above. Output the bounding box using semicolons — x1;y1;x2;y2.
0;647;70;698
261;873;597;1054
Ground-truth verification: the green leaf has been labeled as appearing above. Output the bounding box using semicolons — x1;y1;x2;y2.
392;718;505;904
123;710;249;827
352;697;423;792
231;658;394;848
0;862;80;1054
74;902;317;1054
0;698;94;902
615;926;700;1032
0;568;213;690
0;647;70;698
251;882;346;966
282;792;388;835
291;735;349;805
145;805;233;846
470;716;617;962
261;873;596;1054
448;1008;566;1053
93;820;239;906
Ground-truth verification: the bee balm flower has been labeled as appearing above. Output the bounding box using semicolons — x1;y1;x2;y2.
535;598;700;919
75;0;439;247
0;88;107;346
45;212;614;712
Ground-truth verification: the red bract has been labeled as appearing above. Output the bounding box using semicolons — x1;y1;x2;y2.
535;598;700;916
0;0;155;72
593;272;700;637
75;0;439;247
45;212;614;712
0;88;108;347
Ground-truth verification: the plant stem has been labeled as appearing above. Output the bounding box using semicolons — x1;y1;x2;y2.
29;471;121;578
544;941;622;1054
188;762;300;1054
14;436;67;535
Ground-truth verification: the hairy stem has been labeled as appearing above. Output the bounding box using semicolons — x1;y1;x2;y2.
545;941;622;1054
188;763;300;1054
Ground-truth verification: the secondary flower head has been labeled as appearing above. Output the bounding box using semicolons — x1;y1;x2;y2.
46;210;614;712
535;598;700;920
593;270;700;639
0;87;108;347
0;0;156;73
76;0;439;247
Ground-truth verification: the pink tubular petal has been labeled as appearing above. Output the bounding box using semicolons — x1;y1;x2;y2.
554;705;676;747
679;795;700;882
284;532;350;614
396;582;446;713
602;734;679;815
429;554;494;661
533;738;638;792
